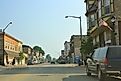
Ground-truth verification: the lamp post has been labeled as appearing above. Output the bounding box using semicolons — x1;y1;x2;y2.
111;16;116;45
2;22;12;65
65;16;82;63
65;16;82;37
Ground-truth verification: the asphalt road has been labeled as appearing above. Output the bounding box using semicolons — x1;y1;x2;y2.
0;64;121;81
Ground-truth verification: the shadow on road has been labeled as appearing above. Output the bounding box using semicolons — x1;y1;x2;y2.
63;75;121;81
0;67;82;74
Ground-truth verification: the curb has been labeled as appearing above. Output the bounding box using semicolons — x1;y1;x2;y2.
0;65;28;70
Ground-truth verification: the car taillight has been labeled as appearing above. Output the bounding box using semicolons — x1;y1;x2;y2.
103;58;109;65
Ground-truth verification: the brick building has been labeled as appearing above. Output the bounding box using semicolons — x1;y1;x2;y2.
70;35;81;57
0;32;22;65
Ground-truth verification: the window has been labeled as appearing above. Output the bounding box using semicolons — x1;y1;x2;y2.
92;48;100;59
98;0;101;18
87;17;89;29
15;46;17;51
106;31;111;41
89;14;95;27
98;47;108;60
86;4;89;10
104;0;110;14
5;42;8;49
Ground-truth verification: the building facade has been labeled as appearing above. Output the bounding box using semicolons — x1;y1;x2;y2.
32;50;43;64
64;41;70;56
85;0;121;47
0;32;22;65
22;45;32;64
70;35;81;57
69;35;81;63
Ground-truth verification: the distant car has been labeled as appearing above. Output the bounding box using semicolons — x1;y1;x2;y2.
86;46;121;81
59;59;66;64
51;60;56;64
77;59;83;66
27;60;33;65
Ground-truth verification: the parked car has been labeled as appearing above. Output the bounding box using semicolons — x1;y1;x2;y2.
50;60;56;64
86;46;121;81
27;60;33;65
58;59;66;64
74;56;83;66
77;59;83;66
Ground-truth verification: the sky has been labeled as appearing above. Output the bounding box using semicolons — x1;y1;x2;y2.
0;0;87;58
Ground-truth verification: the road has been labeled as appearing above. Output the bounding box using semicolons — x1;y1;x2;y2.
0;64;121;81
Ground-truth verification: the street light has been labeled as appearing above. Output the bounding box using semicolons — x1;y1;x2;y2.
111;16;116;45
65;16;82;37
65;16;82;63
2;22;12;65
3;22;12;32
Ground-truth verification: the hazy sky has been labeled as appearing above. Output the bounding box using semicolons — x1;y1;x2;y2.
0;0;87;58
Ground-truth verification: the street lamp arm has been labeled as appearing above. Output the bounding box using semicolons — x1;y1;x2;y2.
65;16;81;19
3;22;12;32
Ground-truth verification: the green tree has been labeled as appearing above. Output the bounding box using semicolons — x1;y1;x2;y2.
19;52;24;60
46;54;51;62
33;46;45;56
80;36;94;59
19;52;25;64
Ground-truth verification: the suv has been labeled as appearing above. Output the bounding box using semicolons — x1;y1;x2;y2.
86;46;121;81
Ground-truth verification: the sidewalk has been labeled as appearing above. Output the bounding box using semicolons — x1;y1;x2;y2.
0;65;6;71
0;64;28;71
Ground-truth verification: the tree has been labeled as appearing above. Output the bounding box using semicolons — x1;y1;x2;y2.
46;54;51;62
19;52;24;60
80;36;94;60
19;52;25;64
33;46;45;56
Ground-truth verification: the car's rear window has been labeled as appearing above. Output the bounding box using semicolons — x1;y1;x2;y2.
98;47;108;59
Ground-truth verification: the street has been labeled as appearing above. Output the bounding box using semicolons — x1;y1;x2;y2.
0;64;121;81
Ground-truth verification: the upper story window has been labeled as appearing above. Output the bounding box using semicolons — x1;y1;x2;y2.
104;0;110;14
87;17;89;29
86;4;89;10
91;14;95;22
98;0;101;18
89;14;95;27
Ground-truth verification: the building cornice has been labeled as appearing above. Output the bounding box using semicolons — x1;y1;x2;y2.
0;32;22;44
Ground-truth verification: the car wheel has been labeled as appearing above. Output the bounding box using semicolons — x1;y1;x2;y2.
86;65;91;76
98;69;106;81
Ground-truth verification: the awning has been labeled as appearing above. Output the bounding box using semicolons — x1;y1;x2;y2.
5;50;19;59
89;17;111;37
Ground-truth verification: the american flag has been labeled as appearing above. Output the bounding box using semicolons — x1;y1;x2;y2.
99;19;113;31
